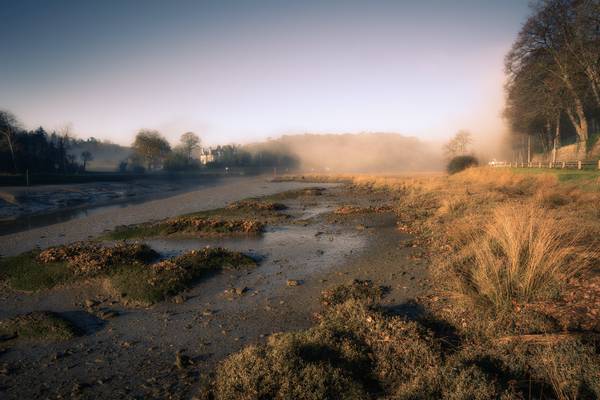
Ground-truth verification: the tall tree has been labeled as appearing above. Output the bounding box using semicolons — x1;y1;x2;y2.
80;150;93;171
0;110;20;173
179;132;200;162
131;130;171;170
505;0;598;144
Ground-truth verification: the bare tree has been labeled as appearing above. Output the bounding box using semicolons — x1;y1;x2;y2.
444;130;472;159
0;110;20;173
80;150;94;171
506;0;593;144
179;132;201;162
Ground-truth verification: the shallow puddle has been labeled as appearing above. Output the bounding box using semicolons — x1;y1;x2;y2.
142;223;365;290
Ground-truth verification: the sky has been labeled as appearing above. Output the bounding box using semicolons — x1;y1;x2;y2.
0;0;530;146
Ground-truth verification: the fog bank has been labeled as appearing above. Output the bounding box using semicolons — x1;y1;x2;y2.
244;133;444;173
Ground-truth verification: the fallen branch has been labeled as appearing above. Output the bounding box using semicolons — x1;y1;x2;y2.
494;332;600;346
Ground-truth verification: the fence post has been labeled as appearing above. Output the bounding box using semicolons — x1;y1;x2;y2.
562;162;565;169
549;162;552;168
578;160;582;170
598;160;600;170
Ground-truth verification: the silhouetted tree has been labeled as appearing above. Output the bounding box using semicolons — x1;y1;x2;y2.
80;150;93;171
0;110;19;173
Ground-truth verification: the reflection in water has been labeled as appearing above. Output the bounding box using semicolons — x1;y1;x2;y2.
0;203;132;236
0;181;213;236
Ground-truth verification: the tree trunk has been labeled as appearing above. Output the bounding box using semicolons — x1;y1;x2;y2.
565;106;589;145
552;113;560;163
2;131;17;173
562;74;589;143
585;65;600;109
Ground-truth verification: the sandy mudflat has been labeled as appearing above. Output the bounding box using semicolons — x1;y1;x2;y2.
0;182;429;400
0;176;333;256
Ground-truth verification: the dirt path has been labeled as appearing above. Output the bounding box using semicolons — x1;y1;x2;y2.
0;185;431;399
0;176;337;257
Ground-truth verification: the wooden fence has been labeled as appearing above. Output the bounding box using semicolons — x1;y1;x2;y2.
492;160;600;170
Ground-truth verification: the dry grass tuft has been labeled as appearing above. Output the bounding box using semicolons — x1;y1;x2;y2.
449;204;588;311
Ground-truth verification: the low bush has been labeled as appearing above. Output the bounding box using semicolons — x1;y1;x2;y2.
446;155;479;174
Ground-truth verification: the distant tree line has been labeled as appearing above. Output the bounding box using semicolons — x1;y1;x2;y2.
124;130;298;172
0;110;82;174
0;110;298;176
505;0;600;160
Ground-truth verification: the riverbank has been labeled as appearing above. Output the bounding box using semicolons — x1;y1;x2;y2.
0;176;336;257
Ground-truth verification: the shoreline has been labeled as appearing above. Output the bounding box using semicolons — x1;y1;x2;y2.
0;176;338;257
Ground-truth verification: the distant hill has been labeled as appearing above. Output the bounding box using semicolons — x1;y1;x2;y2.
69;139;131;171
243;133;443;173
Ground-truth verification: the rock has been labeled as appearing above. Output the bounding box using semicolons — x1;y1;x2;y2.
286;279;301;287
234;287;248;295
98;309;119;319
84;299;98;308
172;295;187;304
316;249;325;256
175;350;191;370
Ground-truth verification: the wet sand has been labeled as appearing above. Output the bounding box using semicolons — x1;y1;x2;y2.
0;176;336;257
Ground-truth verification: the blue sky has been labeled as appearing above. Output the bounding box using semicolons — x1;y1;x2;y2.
0;0;530;145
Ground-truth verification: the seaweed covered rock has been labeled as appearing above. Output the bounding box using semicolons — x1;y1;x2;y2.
320;280;387;306
226;200;288;211
36;242;159;275
0;311;78;342
161;216;264;235
113;247;256;304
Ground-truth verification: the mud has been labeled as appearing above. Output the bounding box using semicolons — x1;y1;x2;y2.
0;184;432;399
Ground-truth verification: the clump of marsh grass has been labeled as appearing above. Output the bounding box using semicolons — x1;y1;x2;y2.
449;204;588;311
0;311;78;342
111;247;256;304
203;301;522;400
207;301;440;400
320;279;388;306
530;339;600;400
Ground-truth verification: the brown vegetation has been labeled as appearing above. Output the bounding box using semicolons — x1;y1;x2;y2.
36;242;158;275
201;167;600;399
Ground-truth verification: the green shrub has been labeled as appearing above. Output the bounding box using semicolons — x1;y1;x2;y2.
447;155;479;174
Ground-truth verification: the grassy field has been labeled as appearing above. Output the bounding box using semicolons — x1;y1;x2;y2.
200;167;600;399
509;167;600;185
